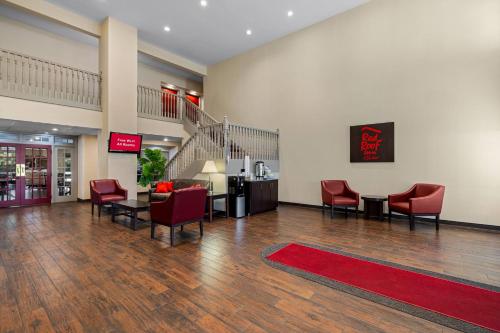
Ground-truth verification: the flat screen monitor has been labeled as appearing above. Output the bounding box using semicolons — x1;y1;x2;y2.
108;132;142;154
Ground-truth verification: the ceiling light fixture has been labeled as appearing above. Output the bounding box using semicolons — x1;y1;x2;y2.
52;128;58;131
200;0;207;7
163;138;169;142
246;29;252;36
287;10;294;17
164;26;171;32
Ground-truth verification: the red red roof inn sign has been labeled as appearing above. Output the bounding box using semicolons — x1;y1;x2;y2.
350;122;394;162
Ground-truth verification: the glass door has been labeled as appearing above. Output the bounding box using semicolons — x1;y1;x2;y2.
21;145;51;205
54;147;76;202
0;144;20;207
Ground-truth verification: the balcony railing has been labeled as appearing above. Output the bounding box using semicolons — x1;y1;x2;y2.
137;85;183;123
0;48;101;111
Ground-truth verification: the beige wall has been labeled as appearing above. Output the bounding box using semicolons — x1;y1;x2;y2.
0;15;99;73
77;134;98;200
138;63;203;93
205;0;500;225
138;117;190;142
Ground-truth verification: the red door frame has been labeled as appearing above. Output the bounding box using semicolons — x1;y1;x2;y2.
0;143;51;207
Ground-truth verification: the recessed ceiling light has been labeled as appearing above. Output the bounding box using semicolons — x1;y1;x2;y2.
200;0;207;7
52;128;58;131
246;29;252;36
164;26;171;32
163;138;169;142
287;10;294;17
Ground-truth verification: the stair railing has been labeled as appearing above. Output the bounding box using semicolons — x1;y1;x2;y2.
184;98;218;127
165;118;279;180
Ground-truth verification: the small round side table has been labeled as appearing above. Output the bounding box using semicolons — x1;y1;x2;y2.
361;195;388;221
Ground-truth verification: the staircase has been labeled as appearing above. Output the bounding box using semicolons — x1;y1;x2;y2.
137;85;279;180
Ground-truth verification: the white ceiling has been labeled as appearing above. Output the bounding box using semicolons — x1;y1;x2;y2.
45;0;368;65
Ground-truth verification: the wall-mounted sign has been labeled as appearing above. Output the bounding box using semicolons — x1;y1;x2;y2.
108;132;143;154
350;122;394;162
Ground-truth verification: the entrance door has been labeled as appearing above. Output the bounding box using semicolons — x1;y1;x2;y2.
0;143;51;207
54;147;76;202
0;144;20;207
21;145;51;205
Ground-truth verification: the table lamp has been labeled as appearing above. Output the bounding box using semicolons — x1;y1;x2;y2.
202;160;218;194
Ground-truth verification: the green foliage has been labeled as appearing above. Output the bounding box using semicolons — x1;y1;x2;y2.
138;148;167;187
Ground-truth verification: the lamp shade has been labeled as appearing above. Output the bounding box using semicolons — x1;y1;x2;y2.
201;160;218;174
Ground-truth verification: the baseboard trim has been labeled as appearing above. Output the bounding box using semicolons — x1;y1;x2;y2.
77;198;90;202
278;201;500;232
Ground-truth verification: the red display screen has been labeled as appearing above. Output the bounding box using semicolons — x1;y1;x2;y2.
108;132;142;154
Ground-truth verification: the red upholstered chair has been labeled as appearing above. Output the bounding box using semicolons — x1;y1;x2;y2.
150;187;208;246
388;183;445;230
321;180;359;218
90;179;128;217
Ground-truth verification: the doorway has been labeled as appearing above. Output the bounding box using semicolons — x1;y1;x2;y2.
53;147;76;202
161;87;179;118
0;143;52;207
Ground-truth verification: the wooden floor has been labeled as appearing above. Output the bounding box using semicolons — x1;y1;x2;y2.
1;201;500;333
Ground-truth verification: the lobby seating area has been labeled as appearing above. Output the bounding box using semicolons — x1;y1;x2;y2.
1;0;499;332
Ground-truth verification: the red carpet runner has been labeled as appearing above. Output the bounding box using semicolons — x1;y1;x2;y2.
265;243;500;332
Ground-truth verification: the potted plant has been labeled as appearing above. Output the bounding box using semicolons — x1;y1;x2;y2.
138;148;167;188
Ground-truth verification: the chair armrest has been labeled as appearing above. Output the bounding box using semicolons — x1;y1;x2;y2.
410;189;444;214
150;200;166;223
343;181;360;203
321;182;334;204
388;185;416;204
90;187;103;203
150;198;173;225
115;182;128;199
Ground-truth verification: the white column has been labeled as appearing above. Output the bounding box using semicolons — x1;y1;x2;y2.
99;17;138;199
77;134;99;200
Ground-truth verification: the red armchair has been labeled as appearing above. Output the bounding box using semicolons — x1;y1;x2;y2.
321;180;359;218
90;179;128;217
150;187;208;246
388;183;445;230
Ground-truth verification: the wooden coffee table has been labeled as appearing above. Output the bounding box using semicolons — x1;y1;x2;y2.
111;199;150;230
361;195;388;221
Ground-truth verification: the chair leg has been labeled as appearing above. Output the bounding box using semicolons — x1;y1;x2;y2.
98;205;101;217
199;220;204;237
180;225;184;232
388;209;392;223
344;206;348;218
435;215;440;231
151;222;156;239
331;205;334;218
355;207;358;219
409;215;415;230
91;203;94;215
170;227;175;246
322;203;325;215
